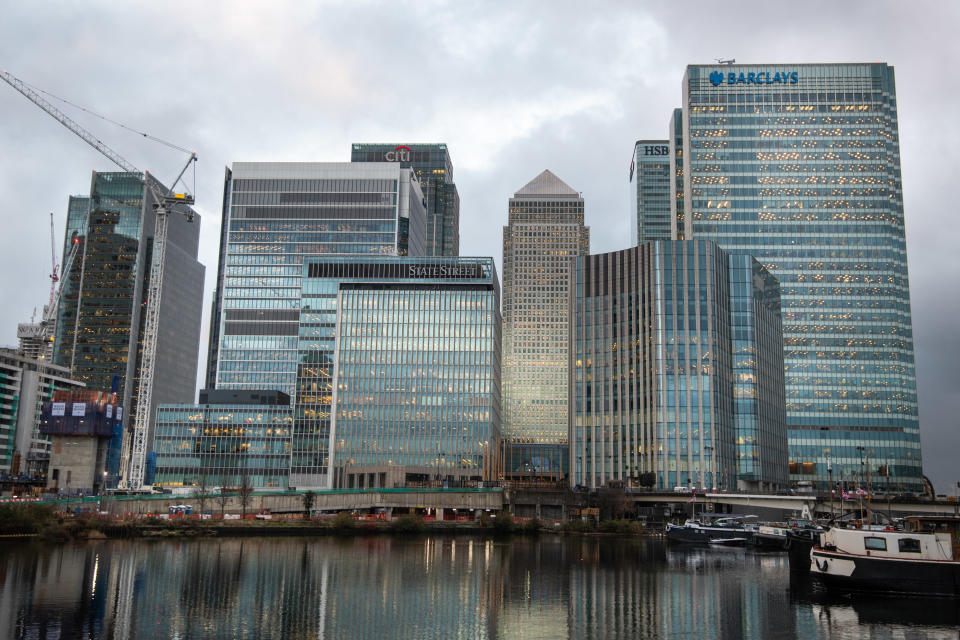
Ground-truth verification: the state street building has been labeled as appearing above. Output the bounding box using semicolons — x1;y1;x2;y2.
157;256;501;490
569;240;788;492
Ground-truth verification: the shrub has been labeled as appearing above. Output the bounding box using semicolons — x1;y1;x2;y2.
389;514;426;534
562;519;597;533
0;503;57;534
523;518;543;534
330;511;357;533
599;519;641;534
491;513;515;534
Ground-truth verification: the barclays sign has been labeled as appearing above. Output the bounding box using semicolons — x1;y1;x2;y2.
709;70;798;86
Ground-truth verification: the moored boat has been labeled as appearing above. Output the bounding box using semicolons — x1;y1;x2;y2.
809;516;960;596
666;514;759;544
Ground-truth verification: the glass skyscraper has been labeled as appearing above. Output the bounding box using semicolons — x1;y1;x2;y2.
154;390;293;489
53;171;205;454
680;63;921;491
569;240;787;491
205;162;427;394
629;140;671;244
668;108;687;240
351;143;460;257
502;170;589;478
301;256;501;489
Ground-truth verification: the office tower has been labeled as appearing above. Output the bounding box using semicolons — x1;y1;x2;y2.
205;162;427;392
351;143;460;257
154;390;292;489
159;256;500;490
0;348;83;476
501;170;589;478
303;256;500;488
52;171;204;455
668;108;686;240
680;63;922;491
569;240;788;491
629;140;671;244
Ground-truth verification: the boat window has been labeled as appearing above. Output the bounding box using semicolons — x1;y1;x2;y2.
863;537;887;551
898;538;921;553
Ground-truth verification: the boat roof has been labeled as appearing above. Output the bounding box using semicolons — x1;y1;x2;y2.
702;513;758;520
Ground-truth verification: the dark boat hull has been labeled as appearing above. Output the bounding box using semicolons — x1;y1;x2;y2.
666;524;755;545
810;549;960;597
786;530;820;572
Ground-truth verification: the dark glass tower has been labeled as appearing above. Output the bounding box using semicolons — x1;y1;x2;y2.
569;240;787;491
53;171;205;450
680;63;922;491
351;143;460;257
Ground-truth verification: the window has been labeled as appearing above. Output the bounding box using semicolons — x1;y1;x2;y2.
898;538;921;553
864;537;887;551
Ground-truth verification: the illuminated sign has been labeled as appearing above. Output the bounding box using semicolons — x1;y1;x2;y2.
644;145;668;156
384;145;412;162
407;264;481;278
709;70;798;86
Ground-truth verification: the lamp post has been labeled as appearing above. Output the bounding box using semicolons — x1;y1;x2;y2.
856;446;865;525
827;456;834;523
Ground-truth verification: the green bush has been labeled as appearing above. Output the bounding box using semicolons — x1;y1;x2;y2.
562;519;597;533
599;519;641;534
0;503;57;534
523;518;543;534
330;511;357;533
479;511;492;527
491;513;515;534
389;514;426;534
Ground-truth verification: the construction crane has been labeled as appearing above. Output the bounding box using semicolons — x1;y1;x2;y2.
48;212;59;306
1;69;197;491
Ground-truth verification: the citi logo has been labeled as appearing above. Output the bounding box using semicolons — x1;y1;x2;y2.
710;70;799;86
384;145;412;162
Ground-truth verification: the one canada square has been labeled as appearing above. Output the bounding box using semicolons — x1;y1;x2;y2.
674;63;922;491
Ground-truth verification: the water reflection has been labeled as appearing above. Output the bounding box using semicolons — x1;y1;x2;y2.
1;537;957;639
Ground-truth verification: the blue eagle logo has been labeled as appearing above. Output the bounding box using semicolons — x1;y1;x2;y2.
709;71;724;86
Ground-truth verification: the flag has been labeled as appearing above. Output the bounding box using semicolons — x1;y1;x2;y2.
687;495;696;503
842;491;853;500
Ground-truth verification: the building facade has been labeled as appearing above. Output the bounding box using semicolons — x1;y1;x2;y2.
302;256;501;489
0;348;84;476
351;143;460;257
51;171;204;460
679;63;922;491
154;391;292;489
629;140;672;244
569;241;787;491
205;162;427;393
501;170;589;478
668;108;687;240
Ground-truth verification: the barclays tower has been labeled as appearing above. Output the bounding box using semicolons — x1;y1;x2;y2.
677;63;922;492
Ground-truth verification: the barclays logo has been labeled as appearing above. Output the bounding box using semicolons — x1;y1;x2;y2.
710;69;799;86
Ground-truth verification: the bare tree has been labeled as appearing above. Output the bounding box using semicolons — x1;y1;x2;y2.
192;471;210;517
302;490;316;520
216;487;231;518
238;467;254;519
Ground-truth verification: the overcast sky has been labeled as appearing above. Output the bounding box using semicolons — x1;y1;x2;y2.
1;1;957;492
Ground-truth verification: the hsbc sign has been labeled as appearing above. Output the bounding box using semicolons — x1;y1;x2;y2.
384;145;412;162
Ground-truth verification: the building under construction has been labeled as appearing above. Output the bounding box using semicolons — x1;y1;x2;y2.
52;171;205;470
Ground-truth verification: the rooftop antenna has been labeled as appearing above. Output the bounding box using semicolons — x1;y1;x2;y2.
716;58;736;65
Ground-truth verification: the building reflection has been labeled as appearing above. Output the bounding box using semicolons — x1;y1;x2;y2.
1;537;958;639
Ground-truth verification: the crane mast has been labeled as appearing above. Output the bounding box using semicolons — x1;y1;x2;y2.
1;69;196;491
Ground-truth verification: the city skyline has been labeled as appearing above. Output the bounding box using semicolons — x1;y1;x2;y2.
0;2;957;492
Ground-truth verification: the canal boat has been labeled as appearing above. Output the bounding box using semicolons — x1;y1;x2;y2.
809;516;960;596
666;514;759;544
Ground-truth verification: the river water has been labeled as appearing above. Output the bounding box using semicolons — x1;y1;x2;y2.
1;535;957;639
